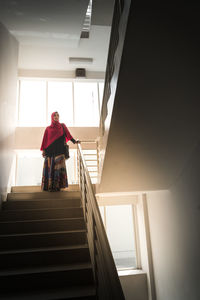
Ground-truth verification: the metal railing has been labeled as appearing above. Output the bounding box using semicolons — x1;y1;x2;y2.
79;140;99;183
77;143;125;300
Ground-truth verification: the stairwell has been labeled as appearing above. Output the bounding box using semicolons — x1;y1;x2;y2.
0;185;97;299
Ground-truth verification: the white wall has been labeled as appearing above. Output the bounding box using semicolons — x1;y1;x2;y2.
119;272;148;300
146;143;200;300
0;22;18;206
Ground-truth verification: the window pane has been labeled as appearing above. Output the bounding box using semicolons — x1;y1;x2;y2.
19;80;46;126
98;82;104;111
66;149;78;184
74;82;99;127
106;205;137;269
15;150;78;186
48;82;73;126
16;151;44;186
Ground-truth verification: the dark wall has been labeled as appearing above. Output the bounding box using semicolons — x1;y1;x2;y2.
99;3;200;299
100;3;200;192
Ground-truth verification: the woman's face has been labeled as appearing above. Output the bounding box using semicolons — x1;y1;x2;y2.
53;112;59;121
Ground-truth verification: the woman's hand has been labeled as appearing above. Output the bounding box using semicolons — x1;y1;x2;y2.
42;150;46;157
76;139;81;144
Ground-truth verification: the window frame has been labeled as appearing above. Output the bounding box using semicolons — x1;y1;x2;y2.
17;77;104;127
98;200;141;271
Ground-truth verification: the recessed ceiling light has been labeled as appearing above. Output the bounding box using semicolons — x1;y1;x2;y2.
81;0;92;38
69;57;93;64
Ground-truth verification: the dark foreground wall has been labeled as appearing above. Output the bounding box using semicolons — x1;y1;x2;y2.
100;3;200;192
99;2;200;299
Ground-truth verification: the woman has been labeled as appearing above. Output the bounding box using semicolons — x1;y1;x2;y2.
40;111;79;192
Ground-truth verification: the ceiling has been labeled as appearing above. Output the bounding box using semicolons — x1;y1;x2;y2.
0;0;115;72
0;0;89;48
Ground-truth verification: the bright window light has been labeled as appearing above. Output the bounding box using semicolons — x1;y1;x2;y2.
16;150;44;186
15;149;97;186
98;82;105;110
19;81;46;126
48;81;73;126
66;149;78;184
74;82;99;127
18;80;104;127
105;205;137;269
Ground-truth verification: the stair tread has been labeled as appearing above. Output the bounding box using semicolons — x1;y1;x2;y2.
0;229;86;237
0;262;92;276
6;198;81;202
0;243;89;255
1;206;82;212
8;191;80;197
0;284;96;299
0;217;84;224
0;189;96;299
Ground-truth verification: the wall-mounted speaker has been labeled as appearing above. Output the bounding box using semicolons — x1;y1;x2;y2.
75;68;86;78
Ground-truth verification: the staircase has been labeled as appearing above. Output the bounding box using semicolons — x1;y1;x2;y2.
0;185;97;300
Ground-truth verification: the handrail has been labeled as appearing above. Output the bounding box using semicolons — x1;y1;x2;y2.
77;143;125;300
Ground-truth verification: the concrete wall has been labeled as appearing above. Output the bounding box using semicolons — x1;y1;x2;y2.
99;3;200;193
98;2;200;299
120;272;148;300
0;22;18;206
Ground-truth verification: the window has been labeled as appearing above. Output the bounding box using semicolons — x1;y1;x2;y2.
15;150;79;186
48;82;73;126
15;150;44;186
18;79;104;127
66;149;78;184
100;204;137;270
18;81;46;126
74;82;99;126
15;149;97;186
98;82;105;110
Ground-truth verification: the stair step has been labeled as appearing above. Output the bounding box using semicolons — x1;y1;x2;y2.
11;184;80;193
0;263;94;292
0;244;90;270
0;207;83;221
7;191;81;200
0;230;87;251
0;284;97;299
0;262;92;276
2;198;81;210
0;218;85;234
0;187;96;299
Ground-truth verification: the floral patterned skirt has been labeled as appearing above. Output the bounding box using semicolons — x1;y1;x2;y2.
41;154;68;191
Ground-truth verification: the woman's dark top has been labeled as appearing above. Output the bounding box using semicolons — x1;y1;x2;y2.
44;134;76;157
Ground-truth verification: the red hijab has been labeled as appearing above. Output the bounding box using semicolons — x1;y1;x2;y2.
40;112;73;151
